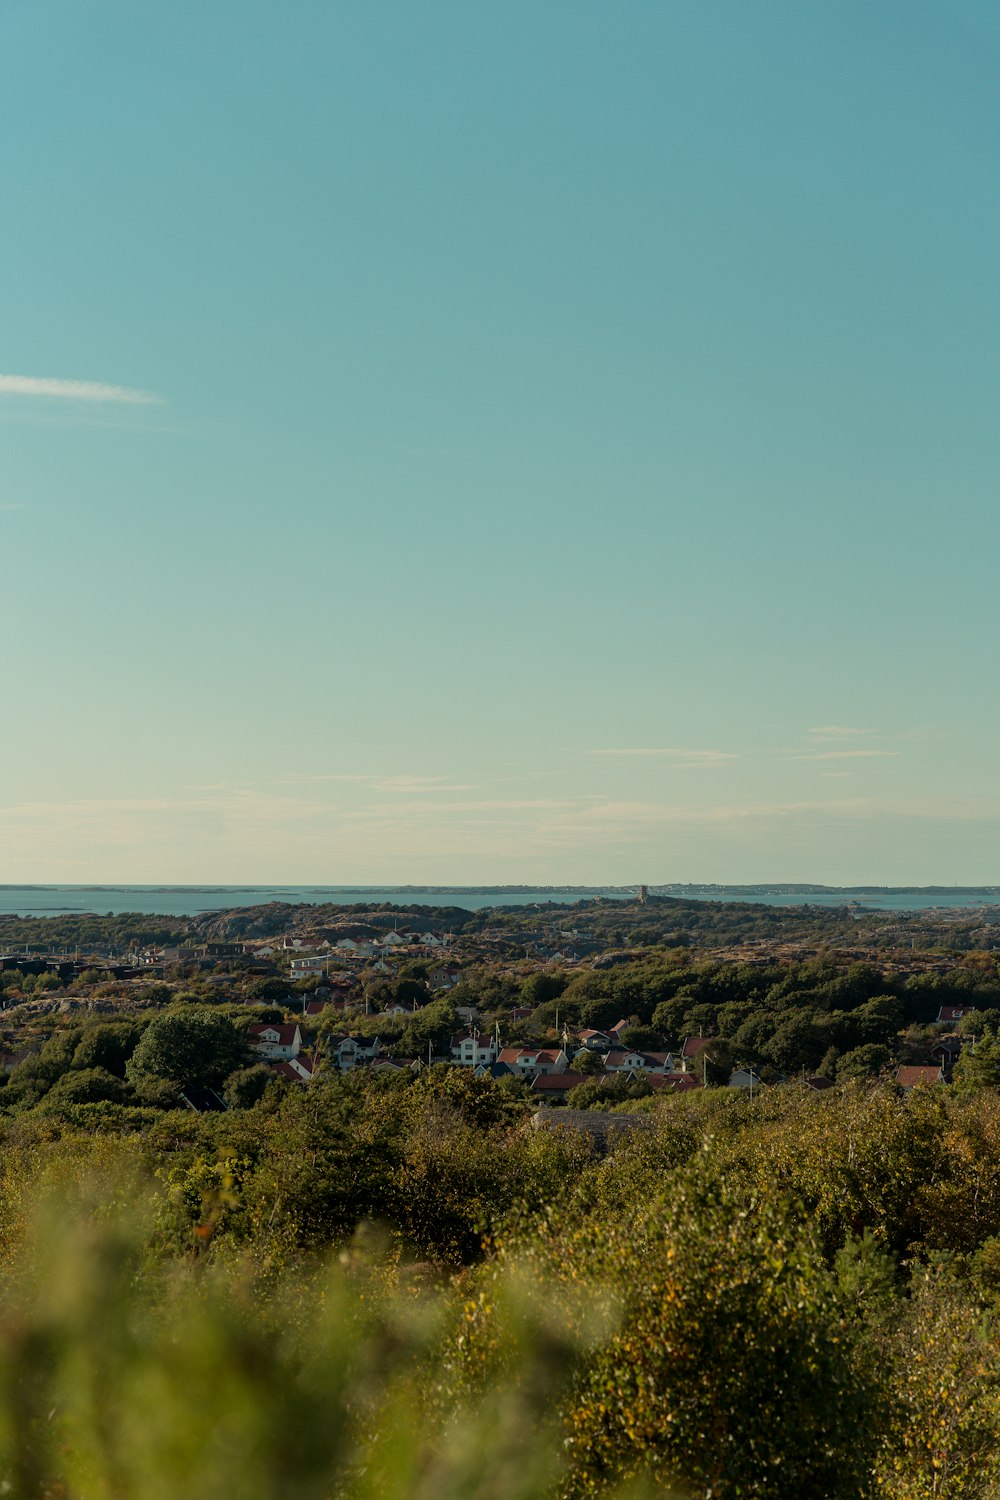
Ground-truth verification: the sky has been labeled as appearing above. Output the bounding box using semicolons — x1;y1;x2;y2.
2;0;1000;886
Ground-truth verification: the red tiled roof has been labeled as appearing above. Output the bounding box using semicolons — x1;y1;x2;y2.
250;1023;299;1045
895;1065;944;1088
682;1036;711;1059
498;1047;564;1066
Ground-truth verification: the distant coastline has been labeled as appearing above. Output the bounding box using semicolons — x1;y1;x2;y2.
1;883;1000;919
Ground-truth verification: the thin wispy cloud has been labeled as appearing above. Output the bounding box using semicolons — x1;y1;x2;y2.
0;374;163;405
0;504;24;512
588;748;737;767
806;725;877;740
278;773;478;793
791;750;901;762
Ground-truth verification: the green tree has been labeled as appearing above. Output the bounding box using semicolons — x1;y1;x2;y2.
570;1049;605;1076
616;1024;662;1051
836;1043;892;1082
72;1022;141;1078
953;1039;1000;1092
125;1008;249;1095
224;1063;276;1109
45;1067;131;1106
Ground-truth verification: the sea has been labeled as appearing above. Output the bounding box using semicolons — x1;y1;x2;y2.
0;884;1000;919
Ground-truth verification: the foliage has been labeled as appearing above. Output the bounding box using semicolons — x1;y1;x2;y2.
125;1008;250;1095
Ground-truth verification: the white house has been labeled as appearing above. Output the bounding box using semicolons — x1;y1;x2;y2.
250;1023;302;1061
450;1033;498;1068
290;957;327;979
497;1047;568;1078
330;1034;381;1070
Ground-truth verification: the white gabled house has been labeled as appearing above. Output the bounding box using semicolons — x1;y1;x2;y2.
497;1046;569;1078
450;1033;498;1068
290;956;327;979
329;1034;381;1070
250;1023;302;1061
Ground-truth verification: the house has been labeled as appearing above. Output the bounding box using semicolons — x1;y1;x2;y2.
381;931;407;947
936;1005;975;1025
728;1068;761;1090
474;1060;515;1080
497;1046;568;1078
249;1023;301;1061
803;1075;834;1092
637;1051;675;1074
530;1072;588;1096
895;1064;945;1089
304;998;334;1017
330;1034;381;1070
931;1036;971;1077
680;1037;712;1073
577;1029;613;1052
650;1072;704;1093
602;1048;652;1074
371;1056;422;1074
180;1086;228;1112
290;957;327;979
428;967;461;991
272;1052;321;1083
450;1032;498;1068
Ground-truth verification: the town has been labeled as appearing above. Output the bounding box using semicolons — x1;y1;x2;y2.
0;895;994;1120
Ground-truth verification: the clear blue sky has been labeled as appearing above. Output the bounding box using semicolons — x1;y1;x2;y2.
2;1;999;884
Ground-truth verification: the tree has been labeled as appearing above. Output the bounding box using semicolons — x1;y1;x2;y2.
703;1037;733;1086
616;1024;662;1051
836;1044;892;1082
399;998;456;1058
520;971;567;1009
763;1011;828;1075
552;1182;885;1497
953;1040;1000;1092
45;1068;131;1106
125;1008;249;1095
224;1064;276;1110
72;1022;141;1078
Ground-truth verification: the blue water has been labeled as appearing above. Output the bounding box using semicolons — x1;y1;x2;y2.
656;885;1000;912
0;886;633;918
0;884;998;919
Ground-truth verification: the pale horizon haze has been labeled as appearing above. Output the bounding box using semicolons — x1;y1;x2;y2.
3;2;1000;886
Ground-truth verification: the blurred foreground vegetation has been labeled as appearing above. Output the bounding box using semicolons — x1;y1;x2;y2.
2;1075;1000;1496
